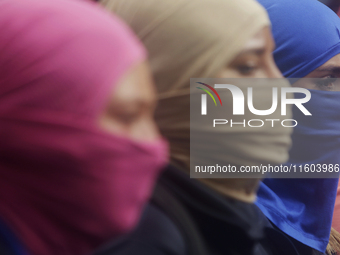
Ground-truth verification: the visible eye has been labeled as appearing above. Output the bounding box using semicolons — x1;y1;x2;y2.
237;64;258;76
116;111;141;125
316;76;337;91
105;103;143;127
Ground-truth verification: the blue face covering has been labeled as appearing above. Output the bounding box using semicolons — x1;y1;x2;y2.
256;0;340;252
257;91;340;252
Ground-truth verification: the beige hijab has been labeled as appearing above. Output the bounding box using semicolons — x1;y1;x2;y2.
102;0;292;202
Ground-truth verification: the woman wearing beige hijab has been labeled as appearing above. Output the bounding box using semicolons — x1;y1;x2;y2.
96;0;298;254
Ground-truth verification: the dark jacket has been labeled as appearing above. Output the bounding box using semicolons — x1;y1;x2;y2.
94;165;301;255
0;219;27;255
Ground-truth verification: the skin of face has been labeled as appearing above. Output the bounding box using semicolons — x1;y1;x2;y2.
293;54;340;91
217;27;282;79
98;27;278;143
202;26;284;203
98;61;161;142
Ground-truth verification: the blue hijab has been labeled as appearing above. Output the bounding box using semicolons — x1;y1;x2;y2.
256;0;340;252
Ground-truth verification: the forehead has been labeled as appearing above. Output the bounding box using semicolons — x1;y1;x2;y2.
239;27;273;53
319;54;340;68
107;62;156;105
243;31;265;49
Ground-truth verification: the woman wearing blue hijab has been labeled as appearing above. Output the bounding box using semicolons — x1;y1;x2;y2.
256;0;340;254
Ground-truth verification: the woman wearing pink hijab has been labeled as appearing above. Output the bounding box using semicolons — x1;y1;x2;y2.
0;0;168;254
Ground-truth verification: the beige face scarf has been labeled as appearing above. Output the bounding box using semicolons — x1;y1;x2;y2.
102;0;292;202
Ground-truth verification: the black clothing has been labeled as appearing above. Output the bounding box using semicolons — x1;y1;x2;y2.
94;165;301;255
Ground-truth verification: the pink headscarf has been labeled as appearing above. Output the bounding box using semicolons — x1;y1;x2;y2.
0;0;168;254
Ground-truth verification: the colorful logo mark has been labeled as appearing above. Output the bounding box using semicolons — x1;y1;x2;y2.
196;82;222;106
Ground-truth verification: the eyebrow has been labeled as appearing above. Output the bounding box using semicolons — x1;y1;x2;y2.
314;65;340;74
239;48;266;56
122;98;156;109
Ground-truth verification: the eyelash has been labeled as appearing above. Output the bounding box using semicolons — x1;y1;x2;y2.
118;112;142;125
237;64;258;75
316;75;336;90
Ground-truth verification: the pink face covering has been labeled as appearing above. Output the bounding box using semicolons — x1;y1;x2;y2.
0;0;168;254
